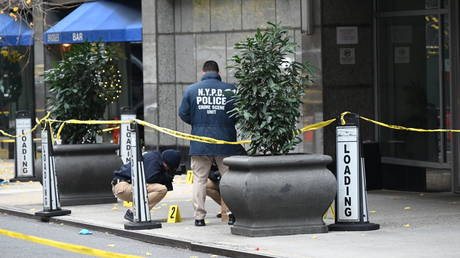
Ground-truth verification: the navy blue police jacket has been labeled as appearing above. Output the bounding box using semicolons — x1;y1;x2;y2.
179;72;245;156
113;151;173;191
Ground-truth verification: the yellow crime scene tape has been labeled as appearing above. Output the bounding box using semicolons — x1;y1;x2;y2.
295;118;337;135
101;126;120;133
0;228;142;258
56;119;131;142
0;112;51;139
1;111;460;145
359;115;460;133
340;111;460;133
0;138;42;143
135;119;251;145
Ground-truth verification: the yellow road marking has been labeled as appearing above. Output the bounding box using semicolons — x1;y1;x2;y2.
0;228;143;258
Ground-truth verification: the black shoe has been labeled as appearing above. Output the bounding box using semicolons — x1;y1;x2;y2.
124;209;134;222
228;213;236;225
216;213;222;218
195;219;206;226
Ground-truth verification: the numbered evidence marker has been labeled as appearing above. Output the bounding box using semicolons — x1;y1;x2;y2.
323;204;336;220
167;205;182;223
12;112;35;182
123;201;133;207
35;123;71;221
124;124;161;230
328;120;379;231
186;170;194;184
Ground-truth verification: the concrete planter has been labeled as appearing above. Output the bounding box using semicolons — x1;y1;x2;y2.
36;144;122;206
221;154;336;237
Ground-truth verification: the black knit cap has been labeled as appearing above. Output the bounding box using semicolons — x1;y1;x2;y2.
161;149;181;170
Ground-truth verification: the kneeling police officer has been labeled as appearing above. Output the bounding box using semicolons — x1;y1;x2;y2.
111;149;181;222
205;162;236;225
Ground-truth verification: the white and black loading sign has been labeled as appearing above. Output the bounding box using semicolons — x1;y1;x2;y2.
124;124;161;230
336;126;360;221
120;113;136;164
35;124;70;220
329;122;379;231
14;116;35;180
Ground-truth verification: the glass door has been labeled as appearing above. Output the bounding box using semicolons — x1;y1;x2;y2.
376;0;451;166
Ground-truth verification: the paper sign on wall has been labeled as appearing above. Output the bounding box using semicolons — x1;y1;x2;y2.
337;26;358;45
394;46;410;64
340;48;356;65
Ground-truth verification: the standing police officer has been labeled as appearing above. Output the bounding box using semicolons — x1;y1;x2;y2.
179;60;243;226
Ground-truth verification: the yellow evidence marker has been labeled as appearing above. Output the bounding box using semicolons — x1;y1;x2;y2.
323;204;335;219
167;205;182;223
186;170;194;184
123;201;133;207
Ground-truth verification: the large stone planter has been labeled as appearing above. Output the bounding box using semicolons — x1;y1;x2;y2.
221;154;336;237
36;144;122;206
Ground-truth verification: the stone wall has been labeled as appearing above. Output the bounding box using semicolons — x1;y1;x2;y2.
143;0;325;154
321;0;375;159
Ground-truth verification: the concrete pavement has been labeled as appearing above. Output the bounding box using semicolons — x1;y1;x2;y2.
1;159;460;258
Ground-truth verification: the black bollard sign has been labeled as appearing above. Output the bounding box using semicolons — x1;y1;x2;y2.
12;112;35;182
329;114;379;231
41;125;58;210
35;123;70;221
130;125;149;222
120;111;136;164
124;124;161;230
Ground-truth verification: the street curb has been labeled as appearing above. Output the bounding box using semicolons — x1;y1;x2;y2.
0;206;275;258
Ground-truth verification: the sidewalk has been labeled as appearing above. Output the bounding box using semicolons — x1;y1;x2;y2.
1;160;460;258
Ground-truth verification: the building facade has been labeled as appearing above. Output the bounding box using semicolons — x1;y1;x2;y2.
1;0;458;192
139;0;459;192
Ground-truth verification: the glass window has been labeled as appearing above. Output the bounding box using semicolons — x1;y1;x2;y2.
0;46;34;158
378;0;441;12
377;14;449;162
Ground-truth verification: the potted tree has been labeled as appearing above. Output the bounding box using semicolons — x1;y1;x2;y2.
36;42;124;205
220;23;336;237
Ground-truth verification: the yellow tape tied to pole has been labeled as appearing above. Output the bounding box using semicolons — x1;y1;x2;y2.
8;109;459;147
298;118;336;133
101;126;120;133
5;110;460;145
36;116;336;145
340;111;351;126
340;111;460;133
0;112;51;139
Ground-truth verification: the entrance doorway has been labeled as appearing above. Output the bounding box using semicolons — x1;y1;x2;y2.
375;0;452;191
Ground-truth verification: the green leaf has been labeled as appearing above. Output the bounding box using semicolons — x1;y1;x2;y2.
229;22;317;155
44;41;124;144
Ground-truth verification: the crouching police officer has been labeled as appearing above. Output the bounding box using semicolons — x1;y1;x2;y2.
111;149;181;222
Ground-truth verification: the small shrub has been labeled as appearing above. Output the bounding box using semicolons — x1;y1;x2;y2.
229;23;315;155
44;42;122;144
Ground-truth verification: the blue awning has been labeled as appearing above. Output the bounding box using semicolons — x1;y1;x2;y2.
44;1;142;44
0;14;33;47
